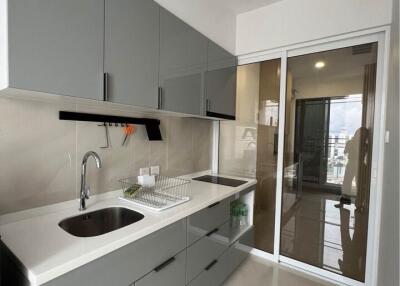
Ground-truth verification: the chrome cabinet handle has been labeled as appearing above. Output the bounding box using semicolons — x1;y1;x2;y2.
103;73;109;101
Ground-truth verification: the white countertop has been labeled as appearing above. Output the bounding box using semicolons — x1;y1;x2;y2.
0;171;256;285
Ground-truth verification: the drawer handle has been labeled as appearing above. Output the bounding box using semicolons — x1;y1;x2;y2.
205;259;218;271
206;228;219;237
154;257;176;272
103;73;109;101
157;87;163;110
207;201;220;208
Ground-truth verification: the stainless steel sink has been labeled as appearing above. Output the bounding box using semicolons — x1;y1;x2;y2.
59;207;144;237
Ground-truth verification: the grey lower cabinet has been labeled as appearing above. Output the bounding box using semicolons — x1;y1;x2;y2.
43;219;186;286
134;250;186;286
187;242;248;286
3;0;104;100
185;195;251;285
186;221;231;283
8;194;250;286
205;41;238;119
187;196;233;246
104;0;159;108
158;7;208;115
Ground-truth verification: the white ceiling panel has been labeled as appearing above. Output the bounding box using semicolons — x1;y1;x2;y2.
220;0;283;14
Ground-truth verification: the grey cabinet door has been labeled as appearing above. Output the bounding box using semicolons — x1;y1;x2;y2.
187;242;248;286
159;8;207;115
187;196;233;246
205;66;237;119
186;222;230;283
205;42;237;119
207;41;237;71
43;220;186;286
105;0;159;108
134;250;186;286
8;0;104;100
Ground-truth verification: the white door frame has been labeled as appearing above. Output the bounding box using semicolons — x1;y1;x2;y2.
235;26;391;286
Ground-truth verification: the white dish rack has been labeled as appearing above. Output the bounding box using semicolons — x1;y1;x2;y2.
119;176;191;211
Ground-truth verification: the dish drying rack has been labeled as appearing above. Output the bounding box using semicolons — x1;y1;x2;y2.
119;176;191;211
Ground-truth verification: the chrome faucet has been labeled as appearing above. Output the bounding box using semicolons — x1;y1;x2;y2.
79;151;102;211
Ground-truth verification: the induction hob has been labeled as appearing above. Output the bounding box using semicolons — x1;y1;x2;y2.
192;175;247;187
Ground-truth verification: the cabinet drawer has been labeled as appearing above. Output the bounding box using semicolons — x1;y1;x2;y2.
187;242;248;286
186;221;230;283
134;250;186;286
187;196;233;246
43;219;186;286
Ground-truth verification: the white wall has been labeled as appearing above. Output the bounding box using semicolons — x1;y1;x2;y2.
236;0;392;55
0;0;8;90
154;0;236;54
377;0;399;285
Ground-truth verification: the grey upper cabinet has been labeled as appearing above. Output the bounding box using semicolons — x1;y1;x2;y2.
205;42;237;119
1;0;238;118
207;41;237;71
3;0;104;100
159;8;207;115
104;0;159;108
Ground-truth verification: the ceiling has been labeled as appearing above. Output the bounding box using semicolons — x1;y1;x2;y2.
289;43;378;81
219;0;283;14
154;0;284;54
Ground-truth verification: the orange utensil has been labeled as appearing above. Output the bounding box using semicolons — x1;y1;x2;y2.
122;124;135;146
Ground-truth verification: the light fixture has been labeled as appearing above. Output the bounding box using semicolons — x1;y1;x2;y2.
315;61;325;69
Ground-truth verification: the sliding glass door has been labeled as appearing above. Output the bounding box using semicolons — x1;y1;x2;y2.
280;43;378;282
219;32;385;285
219;59;282;254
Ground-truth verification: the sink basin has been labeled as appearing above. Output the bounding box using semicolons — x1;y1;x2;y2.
59;207;144;237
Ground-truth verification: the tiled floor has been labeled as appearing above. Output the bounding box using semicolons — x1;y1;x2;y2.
223;255;338;286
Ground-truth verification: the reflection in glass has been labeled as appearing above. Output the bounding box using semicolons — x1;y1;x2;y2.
255;59;281;253
219;60;281;253
280;43;377;282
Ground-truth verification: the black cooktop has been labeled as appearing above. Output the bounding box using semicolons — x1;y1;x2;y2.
192;175;247;187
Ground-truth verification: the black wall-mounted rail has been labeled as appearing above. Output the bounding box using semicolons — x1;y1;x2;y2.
59;111;162;141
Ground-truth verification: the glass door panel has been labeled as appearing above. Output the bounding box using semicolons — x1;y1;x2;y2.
219;59;281;254
280;43;377;282
254;59;281;253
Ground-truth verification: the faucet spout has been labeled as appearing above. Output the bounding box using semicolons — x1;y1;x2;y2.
79;151;102;211
82;151;102;168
